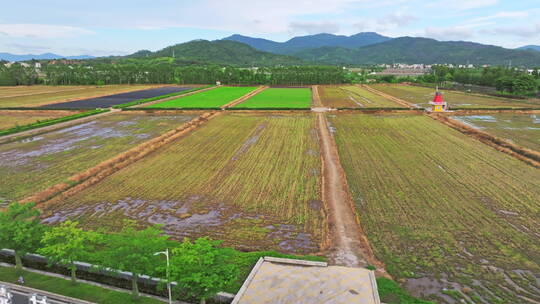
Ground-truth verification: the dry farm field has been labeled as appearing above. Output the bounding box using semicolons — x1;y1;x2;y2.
319;85;400;108
0;110;79;131
328;113;540;304
0;112;197;202
0;85;158;108
40;113;325;254
370;84;540;109
452;113;540;152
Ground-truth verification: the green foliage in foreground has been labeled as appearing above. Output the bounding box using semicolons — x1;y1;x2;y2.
38;221;102;283
0;202;43;270
147;86;257;108
232;88;312;108
0;109;107;137
0;266;163;304
170;238;239;304
377;277;434;304
112;85;214;109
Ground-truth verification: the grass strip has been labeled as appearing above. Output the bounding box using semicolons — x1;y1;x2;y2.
0;266;163;304
376;277;434;304
0;109;108;137
113;85;214;109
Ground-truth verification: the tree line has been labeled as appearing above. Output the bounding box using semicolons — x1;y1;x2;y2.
0;60;349;86
0;202;237;304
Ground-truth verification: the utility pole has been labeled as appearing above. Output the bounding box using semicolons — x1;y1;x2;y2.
154;249;172;304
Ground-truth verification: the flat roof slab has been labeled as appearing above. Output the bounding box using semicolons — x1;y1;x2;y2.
233;257;380;304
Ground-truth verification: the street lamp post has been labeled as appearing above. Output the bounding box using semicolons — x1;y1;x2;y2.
154;249;172;304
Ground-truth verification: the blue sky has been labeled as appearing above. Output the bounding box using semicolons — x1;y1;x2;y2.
1;0;539;56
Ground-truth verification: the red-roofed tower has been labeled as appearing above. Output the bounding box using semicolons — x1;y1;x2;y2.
429;89;447;112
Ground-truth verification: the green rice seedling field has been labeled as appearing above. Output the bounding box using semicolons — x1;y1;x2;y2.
0;113;197;202
0;85;157;108
370;84;540;109
233;88;312;108
319;85;401;108
329;113;540;304
147;86;257;108
0;110;79;131
452;113;540;152
41;113;325;254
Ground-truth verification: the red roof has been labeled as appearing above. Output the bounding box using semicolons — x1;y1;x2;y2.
432;92;445;104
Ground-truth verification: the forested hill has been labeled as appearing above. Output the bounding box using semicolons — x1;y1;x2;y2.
128;40;304;66
223;32;391;55
294;37;540;66
517;45;540;52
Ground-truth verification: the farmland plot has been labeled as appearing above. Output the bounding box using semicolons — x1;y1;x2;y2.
0;113;197;201
147;86;257;108
40;113;325;254
319;85;400;108
452;113;540;152
370;84;540;109
41;86;193;109
329;114;540;304
0;110;79;131
233;88;312;108
0;85;157;108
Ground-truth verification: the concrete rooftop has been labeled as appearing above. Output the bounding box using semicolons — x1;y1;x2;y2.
232;257;381;304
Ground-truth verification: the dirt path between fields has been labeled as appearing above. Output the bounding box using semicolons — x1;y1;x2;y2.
362;84;417;109
316;113;388;275
312;85;323;107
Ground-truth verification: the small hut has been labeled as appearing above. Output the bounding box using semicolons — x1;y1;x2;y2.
430;90;447;112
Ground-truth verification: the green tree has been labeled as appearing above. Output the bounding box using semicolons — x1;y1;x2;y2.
0;202;43;270
38;221;101;283
100;221;168;299
170;237;239;304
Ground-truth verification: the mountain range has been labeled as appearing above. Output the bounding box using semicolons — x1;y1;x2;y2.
517;45;540;52
223;32;391;55
0;53;94;62
128;40;303;66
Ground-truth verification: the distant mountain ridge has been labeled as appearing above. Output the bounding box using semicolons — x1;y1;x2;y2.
517;45;540;52
294;37;540;66
0;53;94;62
129;40;303;66
223;32;391;54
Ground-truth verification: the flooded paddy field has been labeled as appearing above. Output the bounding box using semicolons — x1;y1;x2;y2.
370;84;540;109
0;110;81;131
40;113;325;254
0;112;197;201
329;114;540;303
452;114;540;152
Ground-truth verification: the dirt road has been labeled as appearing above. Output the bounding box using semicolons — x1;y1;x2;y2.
317;112;387;273
312;85;323;107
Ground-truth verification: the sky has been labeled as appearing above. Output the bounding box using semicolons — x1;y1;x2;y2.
0;0;539;56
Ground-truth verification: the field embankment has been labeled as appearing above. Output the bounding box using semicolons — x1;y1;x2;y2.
430;113;540;167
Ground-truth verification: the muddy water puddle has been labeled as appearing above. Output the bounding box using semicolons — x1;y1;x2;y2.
42;197;318;254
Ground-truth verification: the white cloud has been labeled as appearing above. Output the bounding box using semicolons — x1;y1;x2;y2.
480;23;540;38
385;12;418;27
288;21;340;35
0;24;94;38
425;26;475;40
469;11;529;23
447;0;498;10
